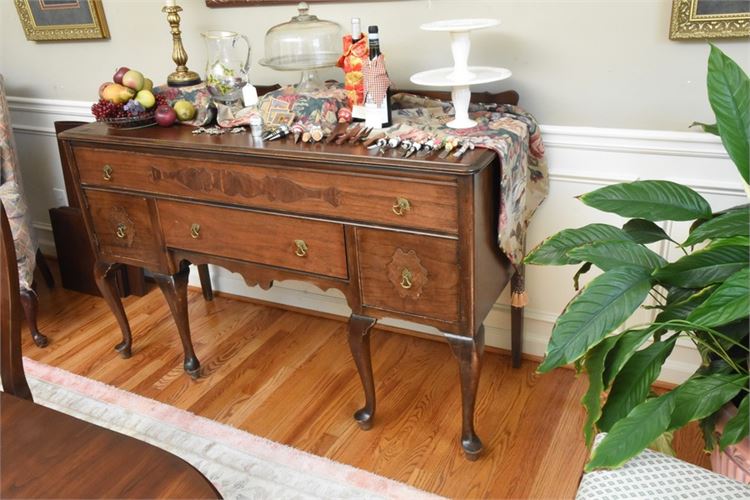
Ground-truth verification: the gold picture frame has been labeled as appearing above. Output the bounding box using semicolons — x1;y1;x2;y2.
670;0;750;40
14;0;110;41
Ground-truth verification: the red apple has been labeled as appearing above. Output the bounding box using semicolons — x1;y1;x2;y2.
113;66;129;85
154;105;177;127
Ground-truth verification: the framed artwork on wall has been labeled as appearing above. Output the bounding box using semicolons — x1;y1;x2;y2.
14;0;110;41
670;0;750;39
206;0;371;6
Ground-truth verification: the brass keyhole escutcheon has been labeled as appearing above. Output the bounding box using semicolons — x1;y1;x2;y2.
392;197;411;216
190;223;201;239
400;268;413;289
294;239;308;257
103;164;113;181
115;223;127;239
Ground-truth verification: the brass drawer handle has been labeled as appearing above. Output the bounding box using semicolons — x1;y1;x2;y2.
400;268;413;289
190;223;201;239
103;164;113;181
392;197;411;216
294;239;308;257
115;223;127;239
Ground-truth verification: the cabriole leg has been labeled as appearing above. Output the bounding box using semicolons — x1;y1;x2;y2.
347;314;377;430
446;326;485;460
94;261;132;358
153;263;200;378
19;289;48;348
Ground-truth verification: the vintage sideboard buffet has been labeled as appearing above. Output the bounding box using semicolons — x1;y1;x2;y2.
58;118;525;460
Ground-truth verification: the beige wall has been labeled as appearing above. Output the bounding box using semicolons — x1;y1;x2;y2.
1;0;748;130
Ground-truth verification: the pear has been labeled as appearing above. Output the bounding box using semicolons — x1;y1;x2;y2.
143;78;154;92
122;70;145;92
102;83;135;104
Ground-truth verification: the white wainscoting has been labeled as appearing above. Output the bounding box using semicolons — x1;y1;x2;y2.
8;96;746;384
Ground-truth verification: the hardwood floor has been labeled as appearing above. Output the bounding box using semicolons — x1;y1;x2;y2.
22;276;710;499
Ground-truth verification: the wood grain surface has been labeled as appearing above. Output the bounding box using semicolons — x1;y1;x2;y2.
21;272;711;499
158;199;348;279
74;146;460;235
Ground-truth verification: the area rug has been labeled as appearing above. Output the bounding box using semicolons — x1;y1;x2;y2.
23;357;441;500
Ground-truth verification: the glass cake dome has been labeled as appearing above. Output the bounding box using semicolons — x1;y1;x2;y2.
259;2;342;91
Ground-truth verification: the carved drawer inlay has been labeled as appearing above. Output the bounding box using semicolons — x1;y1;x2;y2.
150;166;341;207
108;206;135;247
387;248;428;299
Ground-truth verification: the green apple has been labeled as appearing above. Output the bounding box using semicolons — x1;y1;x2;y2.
135;89;156;109
122;69;145;92
173;100;196;121
143;78;154;92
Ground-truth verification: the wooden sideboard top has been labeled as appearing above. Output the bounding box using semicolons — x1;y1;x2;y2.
60;122;496;176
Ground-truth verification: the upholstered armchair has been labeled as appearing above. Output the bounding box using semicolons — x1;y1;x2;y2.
0;74;54;347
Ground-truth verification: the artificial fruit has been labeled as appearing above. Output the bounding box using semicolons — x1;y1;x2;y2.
113;66;129;85
122;70;145;92
101;83;135;105
173;100;196;121
135;89;156;109
154;105;177;127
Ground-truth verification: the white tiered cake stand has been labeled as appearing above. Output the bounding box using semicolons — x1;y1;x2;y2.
410;19;511;129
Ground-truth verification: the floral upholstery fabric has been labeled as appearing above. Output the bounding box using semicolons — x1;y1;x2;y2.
0;74;37;290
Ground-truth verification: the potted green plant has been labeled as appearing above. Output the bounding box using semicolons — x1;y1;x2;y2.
525;44;749;478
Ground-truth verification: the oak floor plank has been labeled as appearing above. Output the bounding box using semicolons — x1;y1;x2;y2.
22;278;711;499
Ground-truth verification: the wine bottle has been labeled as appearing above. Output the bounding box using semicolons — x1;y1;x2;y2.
364;25;392;128
351;17;361;43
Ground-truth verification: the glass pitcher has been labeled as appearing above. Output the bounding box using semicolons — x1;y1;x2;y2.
202;31;251;105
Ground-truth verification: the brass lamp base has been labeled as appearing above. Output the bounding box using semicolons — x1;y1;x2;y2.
168;70;201;87
163;5;201;88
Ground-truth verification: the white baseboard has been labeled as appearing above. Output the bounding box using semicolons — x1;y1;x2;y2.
11;95;746;384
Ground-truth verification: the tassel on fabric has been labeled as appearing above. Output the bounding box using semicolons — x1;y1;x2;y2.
511;291;528;308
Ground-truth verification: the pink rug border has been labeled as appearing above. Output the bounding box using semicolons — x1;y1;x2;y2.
23;357;440;500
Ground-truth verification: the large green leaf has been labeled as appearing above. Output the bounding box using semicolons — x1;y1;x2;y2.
586;393;676;471
602;327;659;388
683;206;750;247
707;44;750;184
581;336;619;446
525;224;631;266
655;286;716;323
579;181;711;222
599;338;677;431
622;219;674;244
687;268;750;328
706;235;750;249
653;244;749;288
669;374;748;430
538;267;653;373
568;240;667;272
720;395;749;450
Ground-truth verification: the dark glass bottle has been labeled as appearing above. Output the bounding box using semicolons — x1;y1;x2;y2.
365;25;392;128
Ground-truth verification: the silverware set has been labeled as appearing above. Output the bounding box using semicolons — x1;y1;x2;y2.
260;123;477;160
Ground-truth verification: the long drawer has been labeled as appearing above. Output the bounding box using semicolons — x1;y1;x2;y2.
74;147;458;234
158;200;348;279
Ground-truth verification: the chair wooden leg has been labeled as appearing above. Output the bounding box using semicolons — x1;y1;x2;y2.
19;289;48;348
197;264;213;301
35;249;54;289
